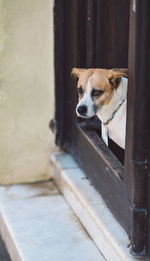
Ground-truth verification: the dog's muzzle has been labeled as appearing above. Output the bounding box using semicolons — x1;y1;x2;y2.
77;105;87;116
76;104;97;118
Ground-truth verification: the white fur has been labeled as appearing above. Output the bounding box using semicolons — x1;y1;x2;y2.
97;77;127;149
76;75;95;118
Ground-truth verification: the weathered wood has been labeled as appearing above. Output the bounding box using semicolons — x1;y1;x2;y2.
67;122;131;233
125;0;150;256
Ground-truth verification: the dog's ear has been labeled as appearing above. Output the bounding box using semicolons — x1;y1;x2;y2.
113;68;128;77
108;69;128;88
71;68;86;79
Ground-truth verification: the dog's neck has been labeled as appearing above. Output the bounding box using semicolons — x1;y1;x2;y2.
97;77;128;124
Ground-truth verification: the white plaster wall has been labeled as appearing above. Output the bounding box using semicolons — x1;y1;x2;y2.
0;0;55;184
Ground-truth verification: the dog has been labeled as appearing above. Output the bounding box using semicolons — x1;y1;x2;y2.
71;68;128;149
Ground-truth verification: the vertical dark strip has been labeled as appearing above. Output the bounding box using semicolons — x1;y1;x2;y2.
54;0;65;147
77;0;87;67
115;0;130;68
86;0;97;67
124;0;135;203
125;0;150;256
63;0;78;144
96;0;104;67
102;0;116;68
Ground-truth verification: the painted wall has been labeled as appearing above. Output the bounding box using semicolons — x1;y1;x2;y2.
0;0;55;184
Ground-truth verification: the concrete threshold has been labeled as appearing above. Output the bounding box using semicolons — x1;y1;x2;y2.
0;180;104;261
51;152;143;261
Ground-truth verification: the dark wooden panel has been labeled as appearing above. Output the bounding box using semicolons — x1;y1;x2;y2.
96;0;104;67
66;122;131;234
96;0;130;68
77;0;87;67
86;0;97;67
125;0;150;256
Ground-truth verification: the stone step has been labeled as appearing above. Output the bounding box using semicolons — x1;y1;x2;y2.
0;181;105;261
51;152;144;261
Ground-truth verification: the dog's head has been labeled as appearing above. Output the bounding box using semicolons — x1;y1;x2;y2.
71;68;128;118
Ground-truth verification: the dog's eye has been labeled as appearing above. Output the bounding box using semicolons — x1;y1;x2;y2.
92;89;104;97
77;86;83;94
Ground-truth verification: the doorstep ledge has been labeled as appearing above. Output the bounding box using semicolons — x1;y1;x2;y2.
51;152;140;261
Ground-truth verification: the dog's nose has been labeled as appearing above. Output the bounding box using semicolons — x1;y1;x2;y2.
77;105;87;115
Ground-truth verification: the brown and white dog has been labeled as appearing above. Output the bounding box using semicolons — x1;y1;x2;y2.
71;68;128;149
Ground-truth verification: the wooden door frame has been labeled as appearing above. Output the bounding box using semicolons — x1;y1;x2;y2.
53;0;150;257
